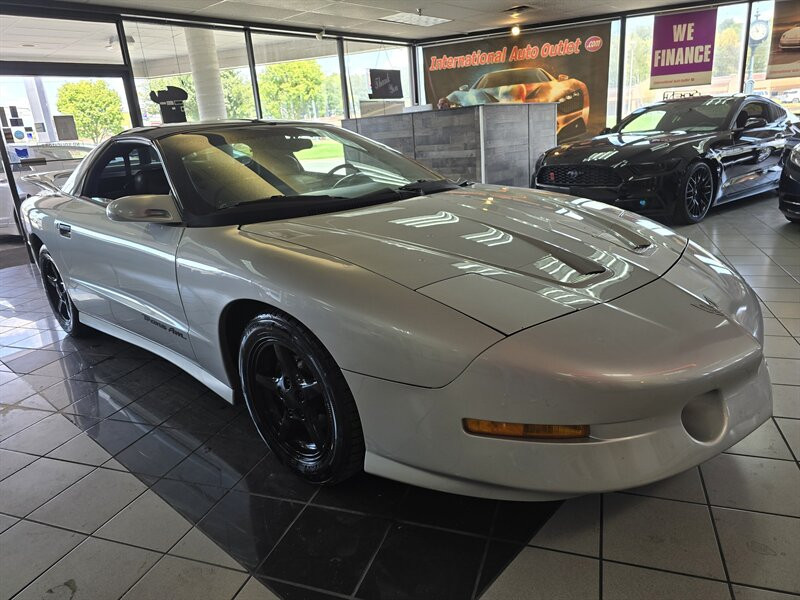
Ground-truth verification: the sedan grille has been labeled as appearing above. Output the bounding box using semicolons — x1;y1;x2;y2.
537;165;621;187
557;90;584;114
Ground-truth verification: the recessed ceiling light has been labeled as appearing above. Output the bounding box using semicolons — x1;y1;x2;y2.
511;25;521;36
380;12;451;27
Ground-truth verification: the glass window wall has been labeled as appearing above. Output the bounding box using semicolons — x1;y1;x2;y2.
343;41;412;118
621;4;750;118
251;33;344;124
124;21;256;125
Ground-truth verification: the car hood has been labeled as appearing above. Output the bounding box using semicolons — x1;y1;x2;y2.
241;184;688;334
543;130;720;165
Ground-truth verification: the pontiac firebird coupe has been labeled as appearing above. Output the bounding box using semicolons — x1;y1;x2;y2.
19;121;771;500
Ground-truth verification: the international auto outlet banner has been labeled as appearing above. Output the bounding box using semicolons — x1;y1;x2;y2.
422;22;612;142
766;0;800;79
650;8;717;89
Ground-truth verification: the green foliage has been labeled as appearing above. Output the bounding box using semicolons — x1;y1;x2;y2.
220;70;256;119
55;80;125;143
714;19;744;77
258;60;324;120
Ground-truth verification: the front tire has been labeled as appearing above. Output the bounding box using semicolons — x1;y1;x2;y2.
39;248;89;337
238;312;364;484
673;162;714;224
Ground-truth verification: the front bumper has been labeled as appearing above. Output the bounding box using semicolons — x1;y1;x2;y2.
349;249;770;500
779;159;800;220
535;165;684;216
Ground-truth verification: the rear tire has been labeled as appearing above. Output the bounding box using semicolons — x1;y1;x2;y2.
238;312;364;484
672;162;714;224
38;248;90;337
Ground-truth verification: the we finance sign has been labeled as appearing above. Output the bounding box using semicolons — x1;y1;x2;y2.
650;8;717;89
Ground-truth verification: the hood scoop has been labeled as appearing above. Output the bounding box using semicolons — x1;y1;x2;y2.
456;216;606;276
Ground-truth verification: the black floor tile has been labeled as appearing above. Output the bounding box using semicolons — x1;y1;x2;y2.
83;418;154;455
475;540;524;598
38;378;102;410
259;505;389;595
118;386;192;426
491;500;562;543
396;487;497;535
165;431;267;488
235;453;319;502
114;426;204;477
312;473;409;518
30;351;108;379
356;523;486;600
256;578;343;600
161;403;234;437
216;410;262;441
59;388;134;420
150;477;228;524
197;490;302;571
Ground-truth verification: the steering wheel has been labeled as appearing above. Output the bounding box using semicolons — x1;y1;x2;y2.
327;162;360;176
328;163;368;189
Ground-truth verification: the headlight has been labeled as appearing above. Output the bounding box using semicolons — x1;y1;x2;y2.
630;158;682;175
790;144;800;167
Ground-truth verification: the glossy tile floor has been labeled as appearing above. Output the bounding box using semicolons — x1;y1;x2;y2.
0;194;799;600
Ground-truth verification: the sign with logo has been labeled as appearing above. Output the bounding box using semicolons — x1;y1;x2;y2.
766;0;800;79
368;69;403;99
422;22;612;143
650;8;717;89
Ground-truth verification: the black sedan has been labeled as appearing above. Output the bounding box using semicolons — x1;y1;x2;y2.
780;144;800;223
533;94;800;223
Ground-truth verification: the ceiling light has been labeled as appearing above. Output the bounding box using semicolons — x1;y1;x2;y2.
511;25;521;36
380;12;451;26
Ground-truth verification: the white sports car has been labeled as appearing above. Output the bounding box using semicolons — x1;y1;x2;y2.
18;121;771;500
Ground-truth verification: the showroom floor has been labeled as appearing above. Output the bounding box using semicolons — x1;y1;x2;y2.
0;194;798;600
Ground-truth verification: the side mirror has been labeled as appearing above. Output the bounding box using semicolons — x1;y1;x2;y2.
106;194;181;224
558;74;569;81
744;117;768;130
600;127;612;135
458;84;469;91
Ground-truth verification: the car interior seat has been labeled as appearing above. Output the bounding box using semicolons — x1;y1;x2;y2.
133;168;171;196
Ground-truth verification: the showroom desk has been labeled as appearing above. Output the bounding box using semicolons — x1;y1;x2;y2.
342;103;556;188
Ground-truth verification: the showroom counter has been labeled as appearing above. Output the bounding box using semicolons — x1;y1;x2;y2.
342;103;557;188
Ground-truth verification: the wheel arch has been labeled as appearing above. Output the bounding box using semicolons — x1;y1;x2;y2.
218;298;329;400
28;233;44;265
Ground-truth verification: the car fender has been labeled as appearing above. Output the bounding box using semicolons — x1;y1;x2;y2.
176;226;504;390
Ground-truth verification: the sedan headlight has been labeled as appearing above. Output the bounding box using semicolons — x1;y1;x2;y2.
790;144;800;167
630;158;682;175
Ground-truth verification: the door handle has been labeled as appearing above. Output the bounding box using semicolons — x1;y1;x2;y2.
57;223;71;238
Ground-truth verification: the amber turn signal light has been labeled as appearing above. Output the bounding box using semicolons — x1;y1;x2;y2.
463;419;589;440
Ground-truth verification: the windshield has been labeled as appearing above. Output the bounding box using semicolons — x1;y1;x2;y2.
618;97;737;133
475;68;552;88
158;124;445;218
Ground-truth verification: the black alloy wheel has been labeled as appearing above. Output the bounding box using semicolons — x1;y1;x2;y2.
239;312;364;484
39;248;88;337
674;162;714;224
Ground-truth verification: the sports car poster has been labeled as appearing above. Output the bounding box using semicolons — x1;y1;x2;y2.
421;22;612;142
649;8;717;89
766;0;800;79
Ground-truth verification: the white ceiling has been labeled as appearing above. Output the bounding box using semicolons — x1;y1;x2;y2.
66;0;695;41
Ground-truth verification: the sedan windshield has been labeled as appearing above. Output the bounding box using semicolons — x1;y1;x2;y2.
158;124;447;220
618;97;737;133
475;68;552;88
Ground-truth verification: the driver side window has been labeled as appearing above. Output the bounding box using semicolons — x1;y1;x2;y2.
736;102;771;128
83;143;171;202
